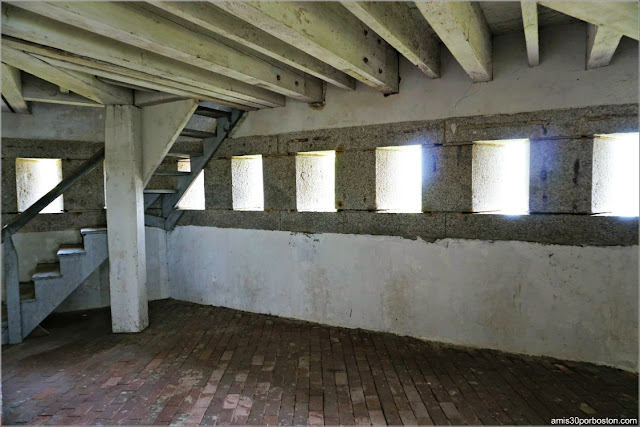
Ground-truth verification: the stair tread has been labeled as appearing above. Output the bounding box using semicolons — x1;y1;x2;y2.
1;283;35;322
81;227;107;235
194;106;231;119
153;171;191;176
20;282;36;301
180;128;217;139
144;189;177;194
33;263;61;279
57;244;85;256
166;151;203;158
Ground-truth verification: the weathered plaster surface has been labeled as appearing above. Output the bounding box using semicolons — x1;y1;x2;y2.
168;225;638;371
234;23;638;137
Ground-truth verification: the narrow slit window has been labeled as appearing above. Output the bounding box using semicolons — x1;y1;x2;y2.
232;155;264;211
592;132;639;216
375;145;422;213
296;150;336;212
15;158;64;214
472;139;530;215
176;159;205;210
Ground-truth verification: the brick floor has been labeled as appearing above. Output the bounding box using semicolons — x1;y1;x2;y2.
2;299;638;425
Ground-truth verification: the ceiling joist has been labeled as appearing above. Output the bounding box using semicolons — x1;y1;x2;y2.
538;1;638;41
7;1;323;103
415;1;492;82
214;1;400;94
149;2;356;91
30;52;259;111
1;5;284;109
21;73;102;107
341;1;440;78
521;2;540;67
586;24;623;70
1;62;29;113
2;46;133;105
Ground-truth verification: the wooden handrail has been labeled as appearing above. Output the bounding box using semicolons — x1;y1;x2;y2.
1;147;105;243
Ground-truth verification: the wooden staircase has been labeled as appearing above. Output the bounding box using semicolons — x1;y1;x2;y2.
2;101;243;344
1;228;108;344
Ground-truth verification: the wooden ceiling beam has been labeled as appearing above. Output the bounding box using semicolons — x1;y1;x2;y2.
215;1;399;94
1;5;284;108
538;1;638;40
2;46;132;105
586;24;623;69
341;1;440;78
21;73;102;107
1;62;29;113
7;1;322;102
30;53;259;111
415;1;492;82
521;2;540;66
150;2;355;91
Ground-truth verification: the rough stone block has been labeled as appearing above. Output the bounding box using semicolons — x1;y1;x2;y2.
204;158;232;210
336;150;376;211
279;120;444;154
444;213;638;246
2;157;17;213
575;104;638;136
422;145;473;212
445;111;553;144
215;135;278;158
177;209;279;230
263;155;296;211
2;139;102;159
62;159;105;211
444;104;638;144
529;138;594;213
2;211;106;232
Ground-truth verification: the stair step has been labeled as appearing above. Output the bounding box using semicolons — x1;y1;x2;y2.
153;171;191;176
144;189;177;194
80;227;107;235
32;263;61;280
194;105;231;119
20;282;36;301
179;129;216;139
1;282;34;322
57;244;85;256
166;151;203;159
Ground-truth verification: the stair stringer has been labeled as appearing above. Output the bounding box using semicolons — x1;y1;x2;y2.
20;229;108;339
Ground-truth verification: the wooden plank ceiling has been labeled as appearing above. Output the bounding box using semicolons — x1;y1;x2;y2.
1;1;638;113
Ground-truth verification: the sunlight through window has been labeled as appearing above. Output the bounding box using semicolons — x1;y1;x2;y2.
232;155;264;211
473;139;529;215
15;158;64;214
375;145;422;213
593;132;639;216
176;159;205;210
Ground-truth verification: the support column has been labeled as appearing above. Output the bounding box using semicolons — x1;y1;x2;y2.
104;105;148;333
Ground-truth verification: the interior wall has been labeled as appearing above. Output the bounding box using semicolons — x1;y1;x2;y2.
234;22;638;138
166;22;639;371
168;226;638;371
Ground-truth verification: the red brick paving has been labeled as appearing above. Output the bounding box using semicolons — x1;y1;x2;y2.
2;299;638;425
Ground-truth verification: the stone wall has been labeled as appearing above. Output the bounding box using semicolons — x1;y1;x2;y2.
175;104;639;246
